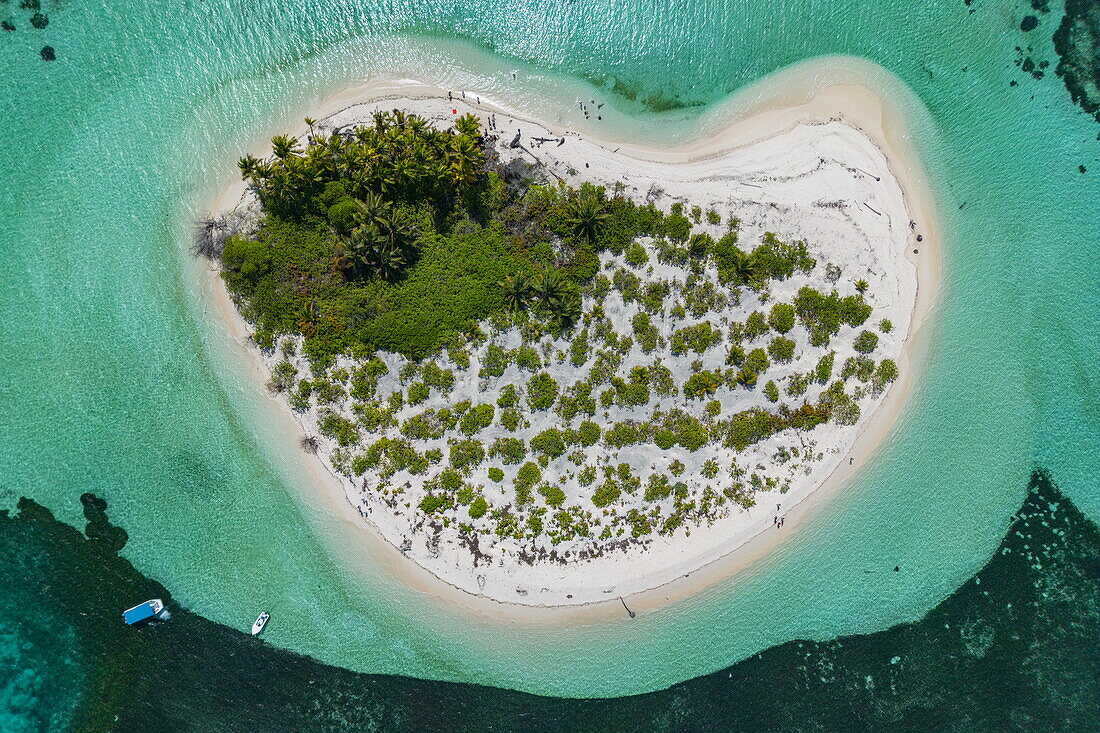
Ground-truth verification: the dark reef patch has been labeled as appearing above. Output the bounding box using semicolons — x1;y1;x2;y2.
1021;15;1039;32
1053;0;1100;122
2;469;1096;731
39;44;53;60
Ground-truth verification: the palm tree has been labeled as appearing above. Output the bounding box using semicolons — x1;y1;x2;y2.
532;269;566;307
447;135;482;186
500;273;532;312
735;368;759;389
270;134;300;161
727;249;761;287
237;154;261;181
549;289;582;331
565;192;608;241
454;113;481;138
854;279;869;294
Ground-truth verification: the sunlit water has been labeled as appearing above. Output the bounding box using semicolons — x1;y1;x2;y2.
0;0;1096;711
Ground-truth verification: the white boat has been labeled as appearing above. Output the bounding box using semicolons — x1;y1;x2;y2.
251;611;270;636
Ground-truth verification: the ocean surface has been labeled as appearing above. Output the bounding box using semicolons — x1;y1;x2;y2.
1;0;1097;724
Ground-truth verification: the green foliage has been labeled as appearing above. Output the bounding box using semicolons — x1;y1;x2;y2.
611;367;650;407
767;336;796;363
841;355;876;382
488;437;526;464
768;302;795;334
538;483;566;507
406;381;429;405
763;380;780;402
419;494;454;513
512;345;541;371
526;372;559;411
631;312;660;353
701;459;719;479
468;495;489;519
449;439;485;470
814;351;835;384
670;321;723;355
744;347;770;374
269;360;297;391
853;330;879;354
749;233;816;281
654;429;677;450
420;361;455;392
872;359;899;392
479;344;510;378
879;318;893;333
458;403;495;434
683;370;722;399
624;242;649;268
530;428;567;459
644;473;672;501
743;311;770;339
487;467;504;482
577;421;601;446
515;462;541;505
648;363;676;396
496;383;517;408
605;422;647;448
318;411;360;447
793;286;872;346
500;408;521;432
592;479;621;507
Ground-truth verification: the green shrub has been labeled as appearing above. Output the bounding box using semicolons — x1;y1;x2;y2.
767;336;796;363
500;409;521;432
592;479;621;507
841;356;875;382
644;473;672;501
516;462;541;504
632;312;660;353
768;303;795;334
270;360;298;391
479;344;510;379
530;428;567;459
468;496;489;519
318;411;360;447
605;422;647;448
879;318;893;333
526;372;559;410
743;311;770;339
670;322;723;355
421;361;455;392
577;421;601;446
513;345;541;371
701;459;719;479
744;347;770;374
624;242;649;268
872;359;899;392
815;351;835;384
538;483;566;507
763;380;780;402
487;467;505;482
683;370;722;399
654;429;676;450
419;494;453;513
459;403;495;435
488;437;525;465
496;384;518;408
853;330;879;354
407;381;429;405
449;440;485;470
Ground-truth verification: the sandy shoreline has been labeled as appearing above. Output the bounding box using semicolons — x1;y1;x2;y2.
200;61;941;621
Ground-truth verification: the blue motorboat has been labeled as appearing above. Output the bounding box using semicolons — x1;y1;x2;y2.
122;598;165;625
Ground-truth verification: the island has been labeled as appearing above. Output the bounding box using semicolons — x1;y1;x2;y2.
201;84;932;609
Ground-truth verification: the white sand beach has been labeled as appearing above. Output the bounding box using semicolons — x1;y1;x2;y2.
203;68;941;618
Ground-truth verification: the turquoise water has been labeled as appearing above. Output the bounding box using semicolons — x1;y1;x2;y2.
1;0;1097;706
